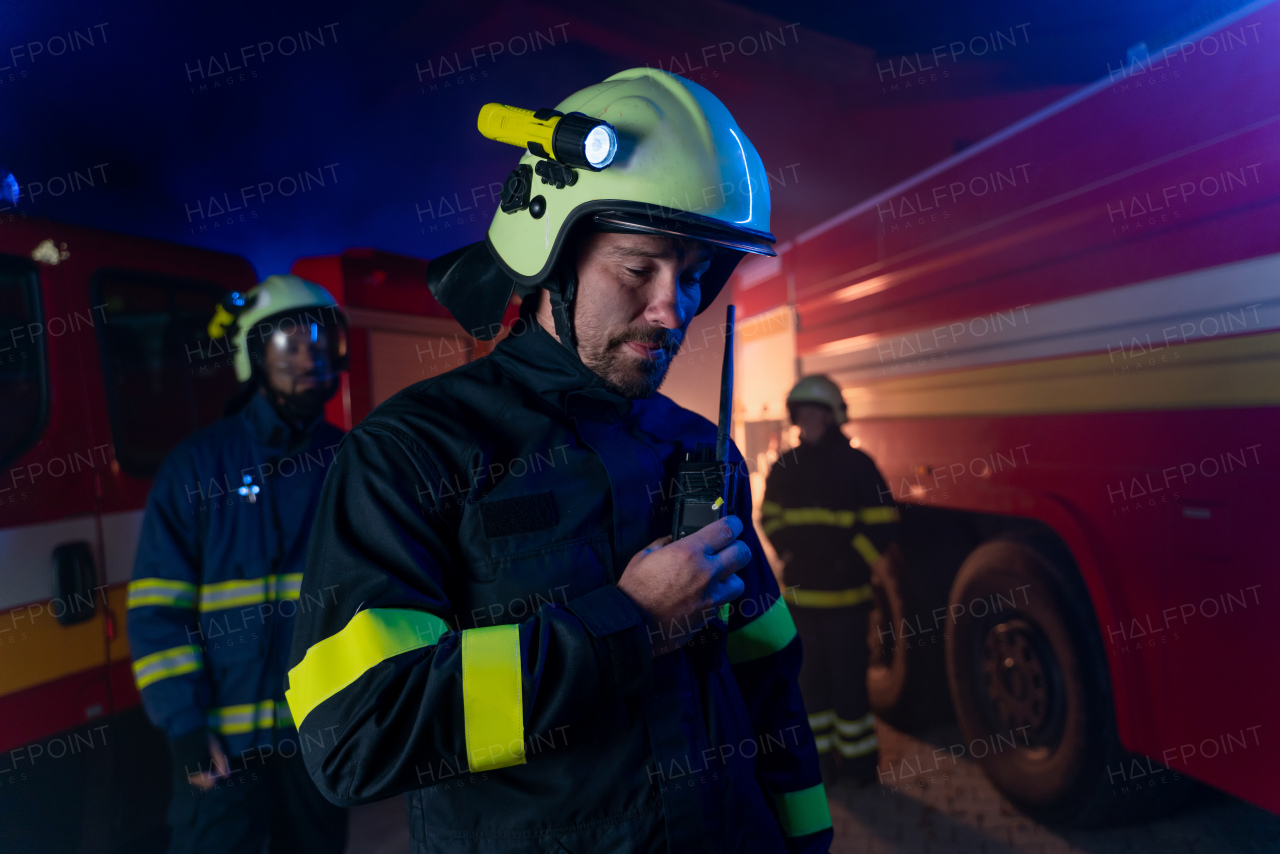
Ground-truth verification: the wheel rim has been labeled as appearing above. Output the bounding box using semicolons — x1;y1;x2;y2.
978;617;1063;751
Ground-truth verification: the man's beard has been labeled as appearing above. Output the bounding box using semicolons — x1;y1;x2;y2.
579;325;682;400
267;376;338;427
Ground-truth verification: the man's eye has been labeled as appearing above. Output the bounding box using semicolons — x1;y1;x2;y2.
625;267;647;277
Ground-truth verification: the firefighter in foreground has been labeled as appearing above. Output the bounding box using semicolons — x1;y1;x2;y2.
286;69;832;853
127;276;350;853
761;376;901;787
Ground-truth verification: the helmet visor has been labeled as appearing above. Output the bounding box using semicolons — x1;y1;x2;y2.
247;307;349;387
592;209;776;257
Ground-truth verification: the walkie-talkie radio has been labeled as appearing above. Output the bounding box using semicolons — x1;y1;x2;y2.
672;305;738;540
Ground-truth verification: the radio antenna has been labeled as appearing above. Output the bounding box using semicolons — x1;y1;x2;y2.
716;304;734;464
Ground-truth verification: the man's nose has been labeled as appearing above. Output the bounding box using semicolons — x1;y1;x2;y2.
297;344;320;371
642;270;686;329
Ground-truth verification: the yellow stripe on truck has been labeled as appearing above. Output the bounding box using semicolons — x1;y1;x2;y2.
0;595;108;697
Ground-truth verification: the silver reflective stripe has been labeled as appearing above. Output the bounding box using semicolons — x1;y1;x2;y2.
199;574;305;612
199;579;268;611
133;645;203;688
834;713;875;738
808;709;835;731
835;732;879;758
127;578;197;609
272;573;303;600
207;700;294;734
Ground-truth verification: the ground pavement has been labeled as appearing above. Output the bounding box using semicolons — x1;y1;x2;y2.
344;719;1280;853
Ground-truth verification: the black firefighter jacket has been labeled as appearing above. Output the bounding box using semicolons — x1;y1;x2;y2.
284;308;832;854
761;429;901;599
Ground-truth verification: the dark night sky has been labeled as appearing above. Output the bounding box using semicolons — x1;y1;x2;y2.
3;0;1215;278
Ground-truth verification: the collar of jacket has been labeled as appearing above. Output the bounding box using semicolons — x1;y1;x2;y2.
489;307;633;420
798;425;849;456
239;390;322;455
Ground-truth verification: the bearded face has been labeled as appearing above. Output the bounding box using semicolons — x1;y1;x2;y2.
255;311;345;425
548;231;712;399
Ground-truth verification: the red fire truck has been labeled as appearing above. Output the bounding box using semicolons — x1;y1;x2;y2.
0;221;483;851
732;0;1280;825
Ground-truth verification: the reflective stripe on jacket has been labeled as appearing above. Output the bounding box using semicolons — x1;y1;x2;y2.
286;308;832;854
127;392;344;762
761;428;900;594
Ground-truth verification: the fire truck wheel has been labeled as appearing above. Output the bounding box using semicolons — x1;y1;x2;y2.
868;543;951;731
945;536;1126;827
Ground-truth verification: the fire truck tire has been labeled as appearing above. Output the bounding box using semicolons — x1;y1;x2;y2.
868;543;951;731
945;536;1191;827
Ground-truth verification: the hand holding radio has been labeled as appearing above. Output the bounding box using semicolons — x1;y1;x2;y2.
616;305;746;657
617;516;749;657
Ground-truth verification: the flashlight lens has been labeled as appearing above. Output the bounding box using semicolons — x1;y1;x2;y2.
583;125;617;169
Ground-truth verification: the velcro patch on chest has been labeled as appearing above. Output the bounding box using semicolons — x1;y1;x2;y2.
480;491;558;538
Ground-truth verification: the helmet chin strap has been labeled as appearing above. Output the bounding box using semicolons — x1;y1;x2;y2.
544;265;579;356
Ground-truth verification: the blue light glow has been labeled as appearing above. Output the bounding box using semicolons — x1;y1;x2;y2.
726;128;753;225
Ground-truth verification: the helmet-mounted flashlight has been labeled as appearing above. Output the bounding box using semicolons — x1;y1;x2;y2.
477;103;617;171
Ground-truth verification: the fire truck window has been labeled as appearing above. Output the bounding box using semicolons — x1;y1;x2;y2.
0;254;48;473
94;271;240;478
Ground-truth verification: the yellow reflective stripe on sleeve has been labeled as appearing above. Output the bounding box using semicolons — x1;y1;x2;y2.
462;624;526;773
834;712;875;738
127;578;197;609
835;731;879;758
786;584;874;609
808;709;835;732
199;573;306;612
726;596;797;664
133;644;203;689
852;533;881;566
199;578;268;612
858;506;899;524
207;702;258;735
206;699;297;735
762;518;786;536
772;783;833;837
285;608;451;728
270;573;304;601
759;505;898;532
782;508;856;528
